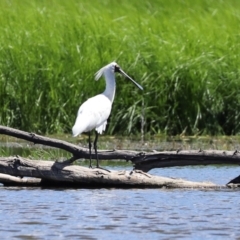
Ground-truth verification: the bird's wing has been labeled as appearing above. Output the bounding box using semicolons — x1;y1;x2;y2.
95;120;107;134
72;94;112;136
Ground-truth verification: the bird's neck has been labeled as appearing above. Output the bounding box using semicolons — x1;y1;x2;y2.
103;71;116;103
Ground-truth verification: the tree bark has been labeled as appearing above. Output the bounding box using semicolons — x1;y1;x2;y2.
0;173;41;186
0;156;220;188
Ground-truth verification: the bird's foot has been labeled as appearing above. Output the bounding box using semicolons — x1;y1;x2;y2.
95;166;111;172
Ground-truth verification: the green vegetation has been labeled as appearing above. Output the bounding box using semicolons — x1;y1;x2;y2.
0;0;239;136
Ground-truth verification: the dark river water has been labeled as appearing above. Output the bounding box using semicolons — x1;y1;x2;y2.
0;165;239;239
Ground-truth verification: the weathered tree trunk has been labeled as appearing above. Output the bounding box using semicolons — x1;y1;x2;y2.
0;125;239;188
0;156;220;188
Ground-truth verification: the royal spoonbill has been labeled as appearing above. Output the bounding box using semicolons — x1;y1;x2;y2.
72;62;143;168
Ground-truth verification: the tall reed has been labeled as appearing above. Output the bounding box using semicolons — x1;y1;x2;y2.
0;0;239;136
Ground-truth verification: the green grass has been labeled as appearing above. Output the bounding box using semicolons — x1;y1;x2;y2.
0;0;239;136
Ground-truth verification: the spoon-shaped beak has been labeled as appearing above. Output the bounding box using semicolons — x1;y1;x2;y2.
119;69;143;90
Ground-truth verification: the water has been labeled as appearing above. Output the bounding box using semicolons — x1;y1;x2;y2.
0;165;240;239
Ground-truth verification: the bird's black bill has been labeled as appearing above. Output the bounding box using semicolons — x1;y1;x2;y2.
119;69;143;90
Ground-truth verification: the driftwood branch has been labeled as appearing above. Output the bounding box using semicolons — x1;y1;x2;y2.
0;125;240;188
0;156;220;189
1;126;240;172
0;125;137;162
131;150;240;172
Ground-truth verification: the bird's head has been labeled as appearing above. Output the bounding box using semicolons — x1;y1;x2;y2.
95;62;143;90
95;62;118;80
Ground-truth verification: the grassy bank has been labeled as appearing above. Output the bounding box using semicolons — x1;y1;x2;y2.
0;0;239;136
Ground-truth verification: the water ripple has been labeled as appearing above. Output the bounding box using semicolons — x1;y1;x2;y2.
0;166;239;239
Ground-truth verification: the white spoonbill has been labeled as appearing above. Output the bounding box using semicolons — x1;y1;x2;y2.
72;62;143;168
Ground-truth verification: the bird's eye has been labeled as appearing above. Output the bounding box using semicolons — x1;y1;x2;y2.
114;65;120;73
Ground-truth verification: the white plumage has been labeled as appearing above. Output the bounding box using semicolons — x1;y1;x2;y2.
72;62;143;168
72;94;111;136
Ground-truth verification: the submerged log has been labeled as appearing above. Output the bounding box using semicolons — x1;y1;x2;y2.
227;175;240;188
0;156;220;188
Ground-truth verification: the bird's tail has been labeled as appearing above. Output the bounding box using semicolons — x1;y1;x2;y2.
72;118;84;137
72;124;80;137
72;115;91;137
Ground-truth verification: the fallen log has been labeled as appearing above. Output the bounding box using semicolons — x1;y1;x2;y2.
0;125;240;188
0;156;220;189
132;150;240;172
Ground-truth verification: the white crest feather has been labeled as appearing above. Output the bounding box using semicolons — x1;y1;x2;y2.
94;66;106;81
94;62;117;81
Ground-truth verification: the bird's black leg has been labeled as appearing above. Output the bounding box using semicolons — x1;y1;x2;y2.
88;131;93;168
93;132;110;172
93;131;99;168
